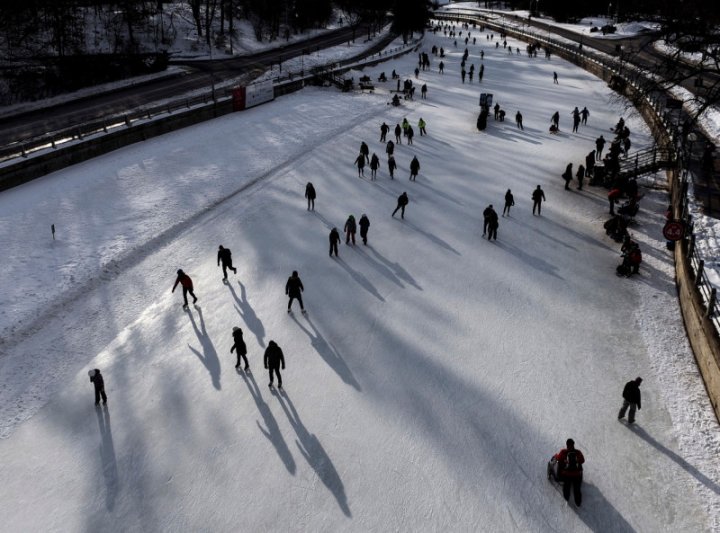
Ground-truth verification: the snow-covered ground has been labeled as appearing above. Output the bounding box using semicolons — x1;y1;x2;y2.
1;23;719;532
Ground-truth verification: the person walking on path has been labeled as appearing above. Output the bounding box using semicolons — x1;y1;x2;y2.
395;124;402;144
392;192;409;219
386;140;395;157
354;153;365;177
217;245;238;280
515;111;523;130
172;269;197;308
562;163;573;190
554;439;585;506
370;153;380;180
553;71;559;84
388;155;397;179
576;164;585;190
344;215;357;245
360;141;370;163
231;326;249;370
305;182;316;211
359;214;370;245
580;107;590;124
89;369;107;406
418;117;427;136
532;185;546;215
380;122;389;142
264;340;285;389
285;270;305;314
409;156;420;181
503;189;515;216
329;227;340;257
618;377;642;424
596;135;606;160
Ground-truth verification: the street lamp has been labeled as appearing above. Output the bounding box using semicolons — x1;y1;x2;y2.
608;3;612;19
687;132;698;164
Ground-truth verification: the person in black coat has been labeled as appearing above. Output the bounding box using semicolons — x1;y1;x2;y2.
386;140;395;157
231;326;249;370
359;214;370;245
344;215;357;245
388;155;397;179
409;156;420;181
305;182;316;211
532;185;546;215
380;122;389;142
562;163;573;190
394;124;402;144
482;204;494;235
264;340;285;388
392;192;409;219
503;189;515;216
360;141;370;163
370;153;380;180
354;153;365;177
89;369;107;406
486;207;499;240
618;377;642;423
329;227;340;257
217;245;237;280
285;270;305;313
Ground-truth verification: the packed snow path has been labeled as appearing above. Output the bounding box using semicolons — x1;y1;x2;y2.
1;28;719;532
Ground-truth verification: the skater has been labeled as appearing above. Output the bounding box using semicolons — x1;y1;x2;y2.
89;369;107;406
395;123;402;144
551;111;560;130
576;164;585;190
494;102;500;120
344;215;357;245
618;377;643;424
532;185;546;215
572;108;581;133
392;192;409;219
482;204;494;235
231;326;249;370
407;125;415;145
264;340;285;389
402;117;410;136
486;207;499;241
370;153;380;179
515;111;523;130
421;84;427;99
409;156;420;181
562;163;573;190
380;122;389;142
172;269;197;308
354;152;365;177
359;214;370;245
388;155;397;179
329;227;340;257
503;189;514;216
386;140;395;157
554;439;585;506
580;106;589;124
285;270;305;313
596;135;606;160
553;71;558;84
305;182;316;210
479;64;484;82
439;61;444;74
418;117;427;136
217;245;237;280
360;141;370;163
461;68;466;83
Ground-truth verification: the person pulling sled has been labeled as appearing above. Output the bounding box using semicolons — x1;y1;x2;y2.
547;438;585;506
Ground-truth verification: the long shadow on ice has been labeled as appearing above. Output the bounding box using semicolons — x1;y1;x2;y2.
574;482;636;533
228;281;266;348
629;425;720;496
364;246;422;290
403;220;461;256
187;307;222;390
95;405;119;512
493;240;563;280
240;371;296;474
276;391;352;517
290;313;361;391
415;178;464;207
336;257;385;302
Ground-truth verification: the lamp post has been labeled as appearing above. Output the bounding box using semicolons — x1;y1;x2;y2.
687;132;698;164
608;3;612;19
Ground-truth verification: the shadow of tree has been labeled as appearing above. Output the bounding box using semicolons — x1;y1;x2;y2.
187;307;222;390
240;371;296;475
276;391;352;517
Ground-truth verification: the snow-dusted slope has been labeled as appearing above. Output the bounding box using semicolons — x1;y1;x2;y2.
1;25;718;532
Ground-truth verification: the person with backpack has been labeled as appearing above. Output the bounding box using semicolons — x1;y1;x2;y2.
285;270;305;314
532;185;546;215
89;369;107;406
380;122;389;142
503;189;515;216
618;377;643;423
264;340;285;389
554;438;585;506
359;214;370;245
392;192;409;219
231;326;249;371
370;153;380;180
172;269;197;308
344;215;357;245
409;156;420;181
305;182;316;211
217;245;237;281
329;228;341;257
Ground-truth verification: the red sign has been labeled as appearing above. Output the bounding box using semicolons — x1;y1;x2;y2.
663;220;685;241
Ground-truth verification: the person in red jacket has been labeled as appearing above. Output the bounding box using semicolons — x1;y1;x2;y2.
172;269;198;308
554;438;585;506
